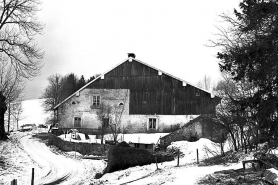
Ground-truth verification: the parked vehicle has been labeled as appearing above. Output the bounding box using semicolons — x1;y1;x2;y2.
68;129;79;139
38;124;47;128
49;123;59;134
20;124;36;132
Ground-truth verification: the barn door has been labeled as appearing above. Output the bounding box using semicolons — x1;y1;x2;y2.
74;117;81;128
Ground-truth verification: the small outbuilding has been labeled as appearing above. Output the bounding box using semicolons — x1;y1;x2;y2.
160;115;227;148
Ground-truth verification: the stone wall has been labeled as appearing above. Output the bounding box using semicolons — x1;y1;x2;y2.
58;89;130;129
48;134;111;156
160;118;203;147
123;114;199;133
160;116;227;147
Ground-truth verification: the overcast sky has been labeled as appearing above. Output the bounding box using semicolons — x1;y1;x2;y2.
23;0;241;100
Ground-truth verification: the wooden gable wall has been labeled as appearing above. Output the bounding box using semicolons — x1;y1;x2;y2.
87;59;220;115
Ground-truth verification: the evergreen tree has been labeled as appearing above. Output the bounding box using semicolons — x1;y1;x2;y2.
60;73;78;101
77;75;86;89
214;0;278;141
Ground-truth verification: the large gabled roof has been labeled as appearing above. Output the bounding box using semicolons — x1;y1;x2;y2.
53;57;214;110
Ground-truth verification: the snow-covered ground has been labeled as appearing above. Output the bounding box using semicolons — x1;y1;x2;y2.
58;132;169;145
1;130;253;185
0;131;38;185
91;138;245;185
0;130;106;185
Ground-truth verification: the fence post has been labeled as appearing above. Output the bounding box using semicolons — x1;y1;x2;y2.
11;179;17;185
177;149;180;167
75;142;76;159
31;168;34;185
155;155;159;170
197;149;199;164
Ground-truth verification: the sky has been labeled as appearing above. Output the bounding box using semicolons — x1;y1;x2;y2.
23;0;241;100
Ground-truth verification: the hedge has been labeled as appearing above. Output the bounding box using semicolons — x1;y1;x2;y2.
104;142;174;173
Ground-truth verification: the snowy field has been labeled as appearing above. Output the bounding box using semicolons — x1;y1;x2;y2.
1;130;254;185
92;138;245;185
21;99;51;127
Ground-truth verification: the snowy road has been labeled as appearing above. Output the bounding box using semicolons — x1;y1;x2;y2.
20;134;85;185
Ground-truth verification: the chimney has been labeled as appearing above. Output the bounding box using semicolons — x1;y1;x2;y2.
128;53;136;58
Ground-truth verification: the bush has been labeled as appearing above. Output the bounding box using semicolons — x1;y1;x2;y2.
166;146;185;158
105;145;154;173
155;151;175;162
115;141;130;148
104;142;174;174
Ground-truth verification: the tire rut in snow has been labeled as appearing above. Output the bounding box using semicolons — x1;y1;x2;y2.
20;134;81;185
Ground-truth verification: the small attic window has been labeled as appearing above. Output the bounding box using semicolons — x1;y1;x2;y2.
72;101;76;105
119;102;124;106
196;92;200;96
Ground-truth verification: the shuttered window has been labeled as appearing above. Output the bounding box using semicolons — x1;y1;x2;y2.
149;118;157;129
74;117;81;128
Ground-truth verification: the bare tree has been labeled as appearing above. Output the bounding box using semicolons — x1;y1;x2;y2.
96;90;128;144
0;61;25;101
0;0;44;79
41;74;63;112
0;0;44;140
214;73;258;153
196;75;213;92
96;103;112;144
109;90;128;143
1;61;24;135
10;101;25;130
1;61;24;132
109;104;125;143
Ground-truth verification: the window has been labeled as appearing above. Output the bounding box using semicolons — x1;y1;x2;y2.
74;117;81;128
91;95;101;106
196;92;200;96
149;118;157;129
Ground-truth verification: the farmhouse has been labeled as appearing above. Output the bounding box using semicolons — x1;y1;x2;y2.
53;54;221;135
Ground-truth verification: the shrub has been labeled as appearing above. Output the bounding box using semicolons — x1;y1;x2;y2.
104;142;174;174
105;146;154;173
155;151;175;162
166;146;185;158
115;141;130;148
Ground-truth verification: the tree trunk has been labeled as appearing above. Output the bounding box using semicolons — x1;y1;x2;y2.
7;103;10;133
0;92;7;140
229;131;238;152
101;127;104;144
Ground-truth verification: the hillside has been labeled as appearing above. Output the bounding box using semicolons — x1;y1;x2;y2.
19;99;51;128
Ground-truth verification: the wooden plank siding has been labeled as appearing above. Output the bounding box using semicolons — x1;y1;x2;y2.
87;60;220;115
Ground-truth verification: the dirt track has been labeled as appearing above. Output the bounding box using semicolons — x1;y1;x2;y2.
20;134;84;185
